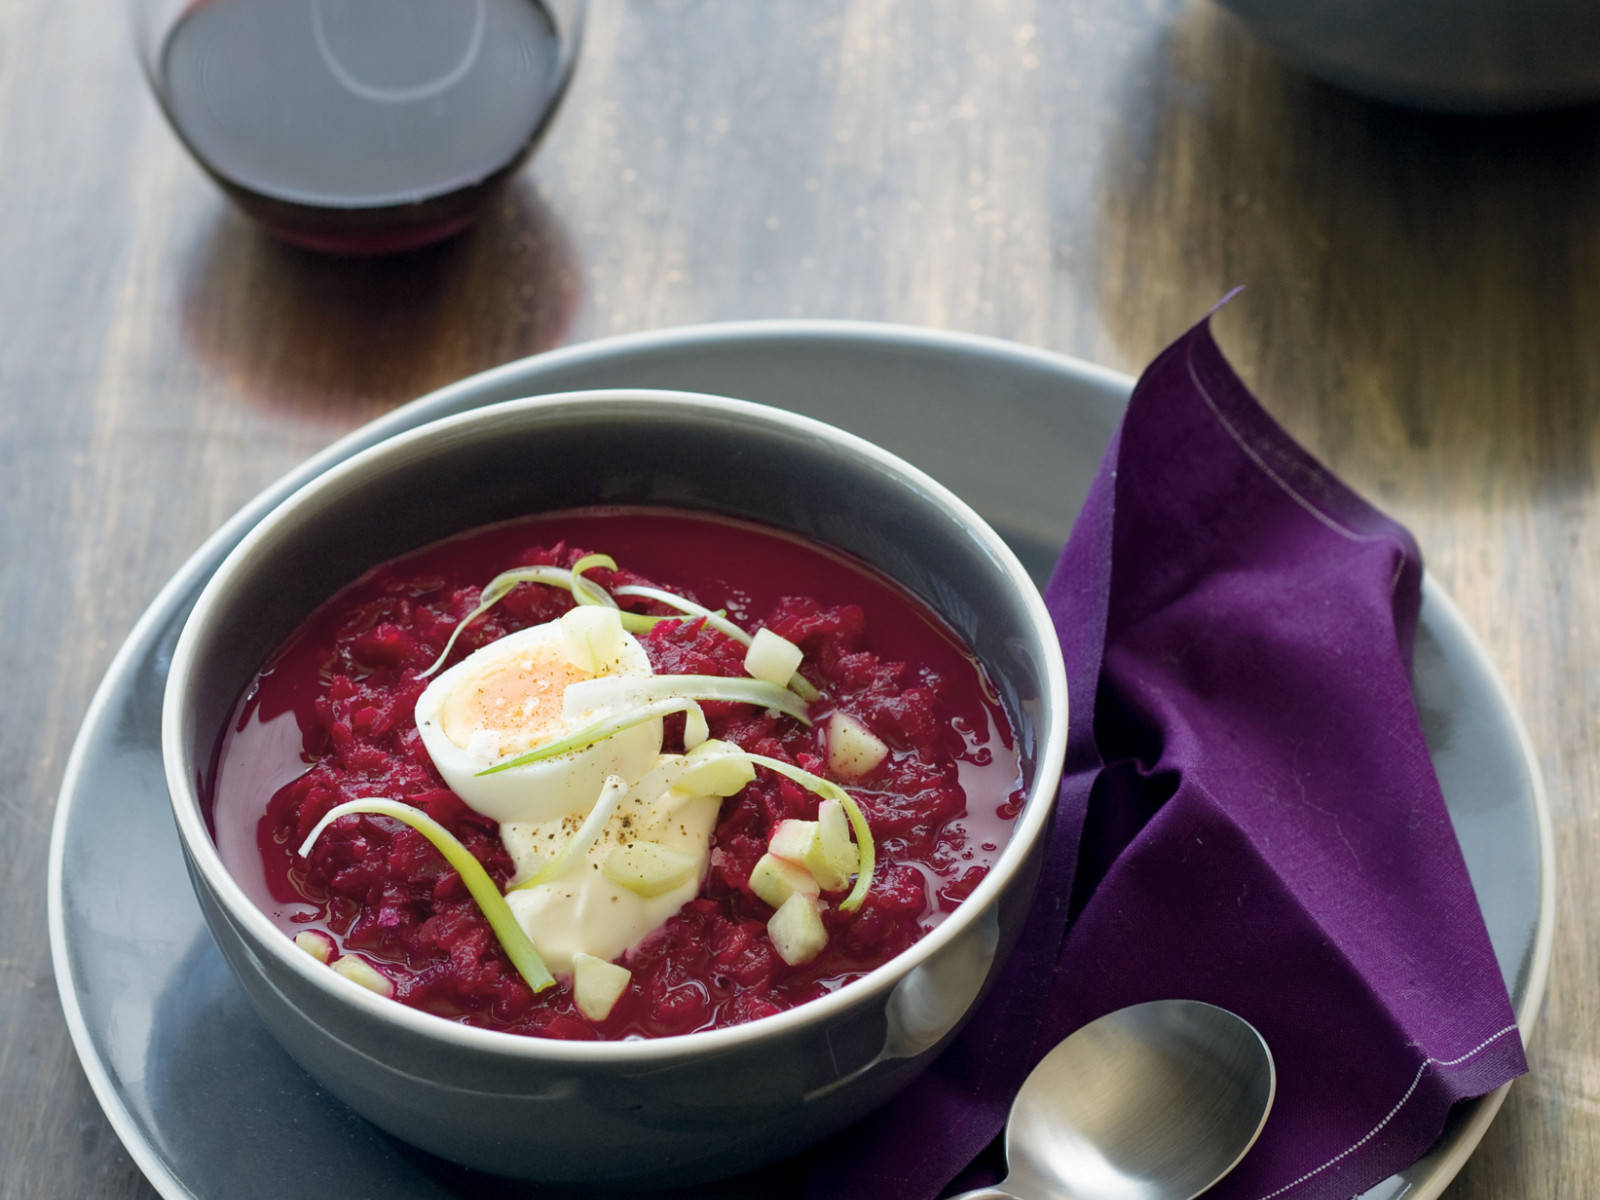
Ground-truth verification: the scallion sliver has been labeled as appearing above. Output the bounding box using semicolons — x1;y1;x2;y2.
417;559;664;680
298;798;555;993
614;583;821;702
741;754;876;912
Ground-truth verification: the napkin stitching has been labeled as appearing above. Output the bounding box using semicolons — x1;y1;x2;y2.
1251;1023;1522;1199
1186;350;1410;601
1184;354;1386;549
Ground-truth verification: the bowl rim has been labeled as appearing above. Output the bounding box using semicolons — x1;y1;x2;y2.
161;386;1069;1063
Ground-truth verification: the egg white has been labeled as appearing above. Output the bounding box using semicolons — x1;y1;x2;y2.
414;608;661;824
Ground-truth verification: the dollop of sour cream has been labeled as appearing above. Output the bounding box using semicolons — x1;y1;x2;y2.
414;606;720;973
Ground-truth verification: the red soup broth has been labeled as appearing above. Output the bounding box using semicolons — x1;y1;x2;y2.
207;507;1023;1040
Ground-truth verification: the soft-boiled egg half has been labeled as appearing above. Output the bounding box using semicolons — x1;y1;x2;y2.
414;606;662;825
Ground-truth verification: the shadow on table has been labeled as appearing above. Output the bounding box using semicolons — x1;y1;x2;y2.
175;179;583;424
1092;3;1600;505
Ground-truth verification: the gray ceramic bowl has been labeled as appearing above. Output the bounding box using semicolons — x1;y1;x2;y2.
1215;0;1600;111
161;389;1068;1187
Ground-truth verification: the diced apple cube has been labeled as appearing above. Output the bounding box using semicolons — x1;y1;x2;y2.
332;954;394;997
744;627;804;687
806;798;859;892
826;712;888;778
602;840;698;897
293;930;335;964
571;953;632;1022
748;852;821;909
767;893;828;966
768;818;820;865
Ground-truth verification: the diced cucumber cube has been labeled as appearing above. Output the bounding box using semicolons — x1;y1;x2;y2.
744;627;804;687
332;954;394;997
826;711;888;778
768;818;820;864
749;851;821;909
767;893;828;966
572;952;632;1021
602;840;698;897
293;930;335;964
807;797;860;892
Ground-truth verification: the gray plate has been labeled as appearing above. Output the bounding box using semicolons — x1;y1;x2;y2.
49;321;1553;1200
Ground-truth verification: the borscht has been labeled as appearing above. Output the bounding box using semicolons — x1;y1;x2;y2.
208;508;1022;1040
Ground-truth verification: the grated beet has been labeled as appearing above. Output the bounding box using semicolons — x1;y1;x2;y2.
212;510;1022;1039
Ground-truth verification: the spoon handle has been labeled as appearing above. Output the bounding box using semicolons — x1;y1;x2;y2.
944;1187;1019;1200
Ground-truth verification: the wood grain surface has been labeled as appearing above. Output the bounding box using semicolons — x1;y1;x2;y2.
3;1;1595;1196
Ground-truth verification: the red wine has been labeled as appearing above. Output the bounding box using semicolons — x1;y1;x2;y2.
158;0;573;253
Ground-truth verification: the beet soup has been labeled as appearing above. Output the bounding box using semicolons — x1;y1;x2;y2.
207;508;1023;1041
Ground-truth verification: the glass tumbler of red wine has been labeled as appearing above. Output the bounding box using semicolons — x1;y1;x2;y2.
135;0;585;254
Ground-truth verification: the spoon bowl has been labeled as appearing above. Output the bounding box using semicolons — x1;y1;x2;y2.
954;999;1275;1200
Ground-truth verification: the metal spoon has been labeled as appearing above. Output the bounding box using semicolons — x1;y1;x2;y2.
950;999;1276;1200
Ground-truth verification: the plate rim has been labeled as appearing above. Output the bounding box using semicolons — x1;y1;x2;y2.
46;317;1555;1200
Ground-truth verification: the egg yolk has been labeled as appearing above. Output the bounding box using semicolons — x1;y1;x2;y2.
438;642;590;759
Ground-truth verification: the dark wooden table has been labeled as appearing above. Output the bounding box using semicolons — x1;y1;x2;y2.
5;1;1595;1195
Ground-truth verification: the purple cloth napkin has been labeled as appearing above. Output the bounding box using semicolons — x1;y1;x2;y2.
806;314;1527;1199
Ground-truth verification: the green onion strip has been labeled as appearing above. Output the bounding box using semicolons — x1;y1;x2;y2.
612;583;749;645
296;754;873;992
512;743;753;893
566;674;811;725
297;798;556;993
510;775;630;890
417;557;673;680
740;753;876;912
417;554;822;707
568;553;619;609
613;584;820;702
476;696;708;777
480;675;804;776
502;738;874;911
417;565;574;679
